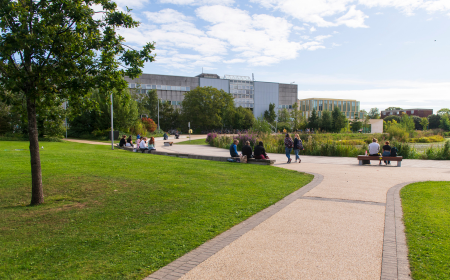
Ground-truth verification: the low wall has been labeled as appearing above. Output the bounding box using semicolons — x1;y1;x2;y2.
116;146;275;165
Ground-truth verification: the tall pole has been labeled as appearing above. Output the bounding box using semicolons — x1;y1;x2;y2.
64;101;68;139
110;93;114;150
157;99;160;132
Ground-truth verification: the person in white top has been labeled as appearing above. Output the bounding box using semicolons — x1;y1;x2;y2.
368;138;380;156
139;137;148;151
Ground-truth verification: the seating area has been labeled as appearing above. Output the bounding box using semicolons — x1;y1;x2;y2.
116;145;276;165
357;155;403;167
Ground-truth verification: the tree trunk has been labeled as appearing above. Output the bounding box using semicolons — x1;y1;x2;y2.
27;97;44;205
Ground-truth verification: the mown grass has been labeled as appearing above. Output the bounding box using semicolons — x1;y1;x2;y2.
0;141;313;279
176;138;208;145
401;181;450;279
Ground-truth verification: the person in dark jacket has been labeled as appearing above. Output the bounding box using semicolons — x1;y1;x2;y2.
254;141;269;159
126;135;133;146
382;141;391;165
293;134;302;163
242;141;253;159
163;132;168;140
119;135;127;147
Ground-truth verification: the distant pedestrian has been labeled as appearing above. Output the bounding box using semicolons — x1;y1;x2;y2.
148;137;156;150
293;134;303;163
284;133;294;163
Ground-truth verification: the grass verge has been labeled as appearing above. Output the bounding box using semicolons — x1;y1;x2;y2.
176;138;208;145
0;141;313;279
401;181;450;279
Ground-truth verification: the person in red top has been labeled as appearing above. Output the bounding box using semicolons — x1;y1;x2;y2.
284;133;294;163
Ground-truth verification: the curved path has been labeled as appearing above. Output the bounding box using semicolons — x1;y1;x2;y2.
66;138;450;279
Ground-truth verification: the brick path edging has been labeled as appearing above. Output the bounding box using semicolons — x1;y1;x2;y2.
381;182;414;280
144;172;324;280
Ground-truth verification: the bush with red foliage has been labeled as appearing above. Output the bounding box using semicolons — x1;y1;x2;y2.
142;117;157;132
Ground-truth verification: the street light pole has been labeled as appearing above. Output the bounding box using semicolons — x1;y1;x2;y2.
157;99;160;132
110;93;114;150
64;101;68;139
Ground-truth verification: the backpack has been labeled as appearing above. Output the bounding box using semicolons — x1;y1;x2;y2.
390;147;398;157
297;140;304;150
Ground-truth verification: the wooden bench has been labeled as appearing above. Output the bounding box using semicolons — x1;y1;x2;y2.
230;157;275;165
357;155;403;167
164;142;173;146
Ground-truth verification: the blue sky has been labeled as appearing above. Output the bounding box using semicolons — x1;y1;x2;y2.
108;0;450;113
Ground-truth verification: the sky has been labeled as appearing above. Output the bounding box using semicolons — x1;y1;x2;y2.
107;0;449;113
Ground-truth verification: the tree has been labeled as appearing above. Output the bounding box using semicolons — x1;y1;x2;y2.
383;115;401;123
440;114;450;131
385;107;402;110
411;115;421;130
332;107;346;132
233;107;254;130
263;103;277;123
252;117;272;133
181;86;234;131
308;108;319;130
350;116;362;132
368;108;380;119
437;108;450;116
320;110;333;132
400;113;415;132
290;104;304;131
420;117;429;130
428;114;441;129
142;89;159;120
0;1;155;205
277;108;290;123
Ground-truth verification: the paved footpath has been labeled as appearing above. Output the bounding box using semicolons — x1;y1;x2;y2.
67;138;450;279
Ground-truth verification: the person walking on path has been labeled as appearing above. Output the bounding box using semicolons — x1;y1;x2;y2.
293;134;303;163
284;133;294;163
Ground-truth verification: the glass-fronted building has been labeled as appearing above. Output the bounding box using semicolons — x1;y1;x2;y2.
297;98;365;119
125;73;297;117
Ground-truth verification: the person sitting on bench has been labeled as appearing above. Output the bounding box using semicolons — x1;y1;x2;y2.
148;137;156;150
119;135;127;147
382;141;391;165
254;141;269;159
139;137;148;151
242;141;253;159
126;136;133;147
230;139;240;157
368;138;380;156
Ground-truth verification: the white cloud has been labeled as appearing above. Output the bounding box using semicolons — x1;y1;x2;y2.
252;0;450;28
310;26;317;32
159;0;234;5
293;26;306;31
332;42;342;47
315;35;332;41
224;58;246;64
195;5;314;65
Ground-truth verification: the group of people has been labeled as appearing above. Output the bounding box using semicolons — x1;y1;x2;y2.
229;133;305;164
368;138;394;165
284;133;304;163
230;140;270;160
119;134;156;151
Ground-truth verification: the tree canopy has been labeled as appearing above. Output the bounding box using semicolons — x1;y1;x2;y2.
368;108;380;119
437;108;450;116
263;103;277;123
181;86;235;132
385;107;402;110
0;0;155;205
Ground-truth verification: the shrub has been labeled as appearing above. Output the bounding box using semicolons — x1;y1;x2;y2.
386;125;409;142
142;118;157;133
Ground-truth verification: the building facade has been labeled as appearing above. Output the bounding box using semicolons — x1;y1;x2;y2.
124;73;297;117
380;108;433;119
297;98;365;119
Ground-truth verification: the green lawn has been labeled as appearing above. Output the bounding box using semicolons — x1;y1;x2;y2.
0;141;313;279
401;181;450;279
176;138;208;145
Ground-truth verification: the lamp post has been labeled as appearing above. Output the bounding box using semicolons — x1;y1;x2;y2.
64;101;68;139
110;93;114;150
157;99;160;132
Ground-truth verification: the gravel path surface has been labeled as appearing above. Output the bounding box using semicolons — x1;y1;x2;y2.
65;138;449;279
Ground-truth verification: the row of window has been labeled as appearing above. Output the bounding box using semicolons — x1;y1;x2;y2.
233;94;253;99
300;100;360;113
279;105;293;109
236;103;254;108
129;83;191;92
382;110;414;115
231;85;254;90
230;80;253;84
303;111;364;119
162;100;182;106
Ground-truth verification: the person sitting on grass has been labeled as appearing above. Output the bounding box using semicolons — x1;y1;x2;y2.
148;137;156;150
368;138;380;156
230;139;240;158
254;141;269;160
139;137;148;151
126;136;133;147
119;135;127;147
382;141;391;165
242;141;253;159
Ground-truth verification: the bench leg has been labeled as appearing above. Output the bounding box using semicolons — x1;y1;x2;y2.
397;161;401;167
359;160;362;165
